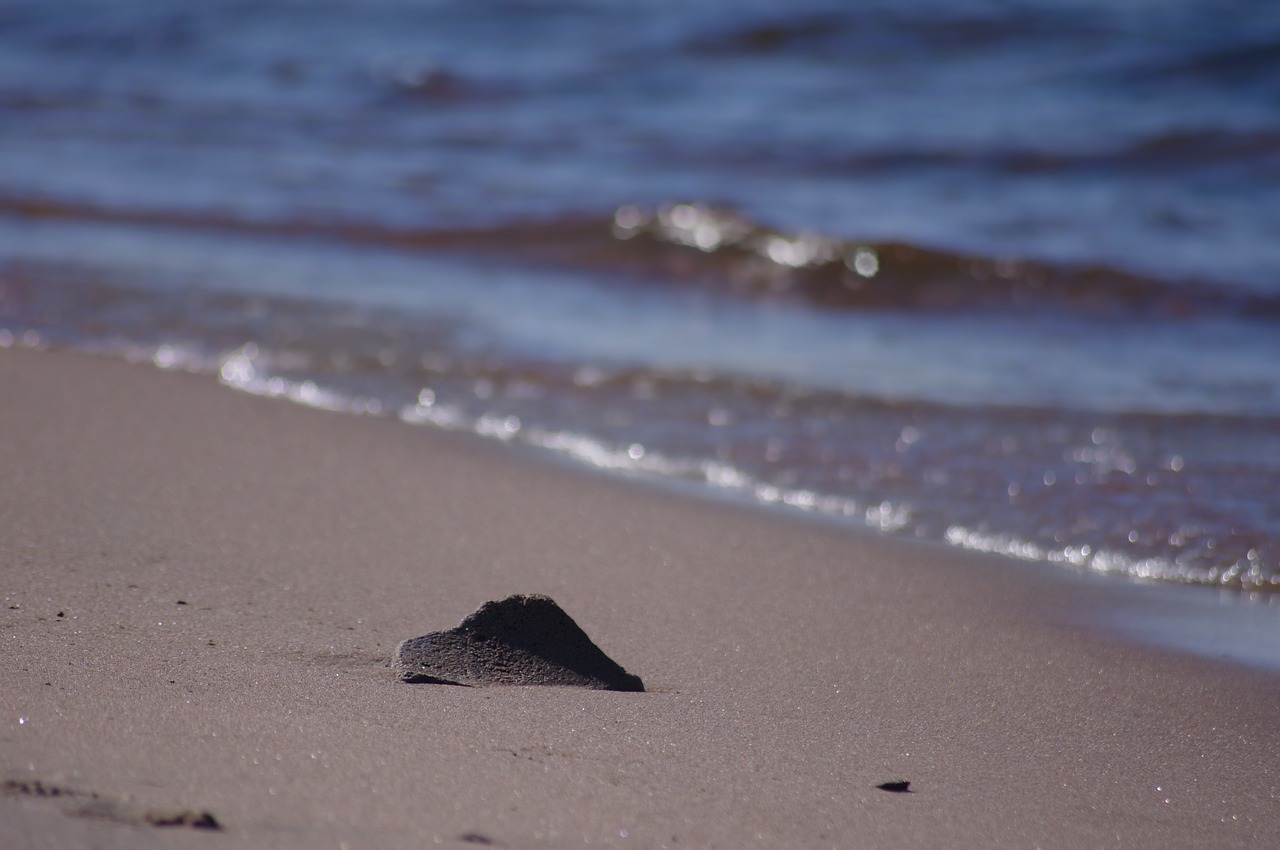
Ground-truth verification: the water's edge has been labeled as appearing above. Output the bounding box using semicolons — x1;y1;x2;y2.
11;340;1280;675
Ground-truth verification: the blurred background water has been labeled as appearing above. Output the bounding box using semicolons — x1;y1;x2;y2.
2;0;1279;592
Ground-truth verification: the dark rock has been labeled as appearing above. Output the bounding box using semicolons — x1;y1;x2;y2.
394;595;644;691
876;780;912;793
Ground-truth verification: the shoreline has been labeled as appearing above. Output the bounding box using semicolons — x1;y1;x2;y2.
3;347;1278;848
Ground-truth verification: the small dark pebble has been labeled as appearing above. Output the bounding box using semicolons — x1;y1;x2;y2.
176;600;188;606
57;611;65;618
876;780;912;793
459;833;495;845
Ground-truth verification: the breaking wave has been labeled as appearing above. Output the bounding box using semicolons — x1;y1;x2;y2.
3;193;1277;319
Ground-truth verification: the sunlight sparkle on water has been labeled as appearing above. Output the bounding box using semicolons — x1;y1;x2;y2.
846;246;880;278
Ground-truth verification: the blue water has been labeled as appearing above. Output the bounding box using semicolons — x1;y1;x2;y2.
2;0;1279;592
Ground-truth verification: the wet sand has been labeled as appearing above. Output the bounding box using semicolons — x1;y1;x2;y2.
2;347;1277;849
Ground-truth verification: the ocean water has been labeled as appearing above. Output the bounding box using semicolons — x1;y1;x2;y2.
2;0;1279;594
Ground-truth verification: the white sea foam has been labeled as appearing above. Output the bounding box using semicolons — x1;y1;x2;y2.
938;524;1280;589
218;344;370;414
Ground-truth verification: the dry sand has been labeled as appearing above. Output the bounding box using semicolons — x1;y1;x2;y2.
1;347;1277;849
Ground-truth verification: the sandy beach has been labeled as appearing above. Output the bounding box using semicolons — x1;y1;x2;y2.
2;346;1278;849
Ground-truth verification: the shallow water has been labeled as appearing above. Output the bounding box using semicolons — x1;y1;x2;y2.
2;0;1279;592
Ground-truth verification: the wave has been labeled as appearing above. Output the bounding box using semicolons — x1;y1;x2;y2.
7;266;1278;429
682;6;1093;58
4;193;1278;319
694;127;1280;178
1117;35;1280;90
